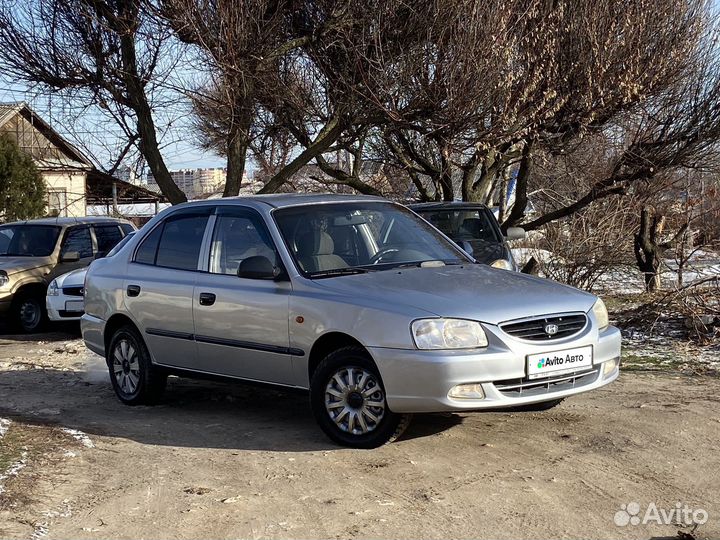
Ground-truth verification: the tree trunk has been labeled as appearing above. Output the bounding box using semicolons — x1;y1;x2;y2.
118;27;186;204
501;139;533;232
633;206;665;292
223;117;250;197
439;144;454;201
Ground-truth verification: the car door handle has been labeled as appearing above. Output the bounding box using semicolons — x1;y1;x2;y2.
198;292;216;306
126;285;141;297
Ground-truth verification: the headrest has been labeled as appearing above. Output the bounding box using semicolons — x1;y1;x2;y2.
298;231;335;257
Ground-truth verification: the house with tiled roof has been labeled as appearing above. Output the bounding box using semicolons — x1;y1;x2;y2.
0;102;94;217
0;102;164;218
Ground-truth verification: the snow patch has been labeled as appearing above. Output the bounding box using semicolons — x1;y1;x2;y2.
62;428;94;448
0;418;10;438
0;451;28;495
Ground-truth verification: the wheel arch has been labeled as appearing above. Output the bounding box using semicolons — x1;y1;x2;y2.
12;281;48;302
104;313;139;354
307;332;376;381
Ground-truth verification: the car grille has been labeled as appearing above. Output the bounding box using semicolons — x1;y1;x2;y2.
500;313;587;341
493;367;600;398
62;286;84;297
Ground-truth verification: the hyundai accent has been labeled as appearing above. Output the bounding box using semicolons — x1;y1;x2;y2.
81;195;621;448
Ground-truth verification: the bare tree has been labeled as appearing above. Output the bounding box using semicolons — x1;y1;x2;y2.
0;0;189;203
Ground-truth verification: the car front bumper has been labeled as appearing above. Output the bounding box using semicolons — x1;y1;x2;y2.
47;293;84;321
371;325;621;413
0;297;11;315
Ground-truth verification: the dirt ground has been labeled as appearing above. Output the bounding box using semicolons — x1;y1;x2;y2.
0;327;718;540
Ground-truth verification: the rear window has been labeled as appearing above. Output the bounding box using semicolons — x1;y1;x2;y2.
134;214;210;270
155;215;209;270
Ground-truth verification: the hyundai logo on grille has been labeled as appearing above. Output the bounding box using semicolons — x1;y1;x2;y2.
544;323;559;335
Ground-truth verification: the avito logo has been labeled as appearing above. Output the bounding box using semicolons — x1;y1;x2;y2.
537;353;585;370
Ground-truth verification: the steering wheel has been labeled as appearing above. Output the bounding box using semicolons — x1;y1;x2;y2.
369;247;400;265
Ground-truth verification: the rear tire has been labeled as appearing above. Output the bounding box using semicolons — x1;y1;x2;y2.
310;346;412;448
107;325;166;405
12;292;47;333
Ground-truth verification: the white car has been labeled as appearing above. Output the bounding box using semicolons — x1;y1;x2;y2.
46;231;136;322
46;267;87;321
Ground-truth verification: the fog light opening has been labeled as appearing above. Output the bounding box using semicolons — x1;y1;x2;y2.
448;383;485;400
602;357;620;378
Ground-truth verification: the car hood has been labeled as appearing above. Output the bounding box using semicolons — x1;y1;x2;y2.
312;264;596;325
55;267;87;287
0;256;52;275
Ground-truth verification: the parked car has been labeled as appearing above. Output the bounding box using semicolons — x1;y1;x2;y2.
0;217;135;332
46;232;136;322
409;202;524;270
81;195;620;448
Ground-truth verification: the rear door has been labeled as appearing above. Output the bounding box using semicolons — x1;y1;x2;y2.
123;208;212;368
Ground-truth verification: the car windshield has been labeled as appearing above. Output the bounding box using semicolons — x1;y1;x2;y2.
416;208;502;243
273;202;469;276
0;225;61;257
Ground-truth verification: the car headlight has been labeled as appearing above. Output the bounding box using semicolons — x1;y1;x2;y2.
412;318;488;350
591;298;609;331
490;258;513;271
0;271;8;288
47;279;59;296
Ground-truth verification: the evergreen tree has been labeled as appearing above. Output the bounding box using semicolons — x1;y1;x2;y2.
0;134;46;222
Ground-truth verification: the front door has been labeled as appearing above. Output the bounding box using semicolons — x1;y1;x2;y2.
192;207;294;385
53;225;95;279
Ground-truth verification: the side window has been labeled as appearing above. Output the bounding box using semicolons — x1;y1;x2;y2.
155;215;210;271
61;227;93;258
209;214;276;275
94;225;123;254
120;223;135;235
134;225;163;265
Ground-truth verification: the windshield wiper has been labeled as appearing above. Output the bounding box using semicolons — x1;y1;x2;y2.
310;267;372;279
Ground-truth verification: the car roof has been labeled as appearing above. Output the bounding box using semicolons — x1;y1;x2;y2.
170;193;388;210
408;201;491;211
1;216;133;227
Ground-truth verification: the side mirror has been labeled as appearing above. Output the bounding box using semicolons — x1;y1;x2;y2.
60;251;80;263
505;227;526;241
238;255;281;280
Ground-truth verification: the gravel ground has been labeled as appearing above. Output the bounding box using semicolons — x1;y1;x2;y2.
0;328;718;540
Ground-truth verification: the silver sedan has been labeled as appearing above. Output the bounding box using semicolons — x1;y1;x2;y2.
81;195;620;448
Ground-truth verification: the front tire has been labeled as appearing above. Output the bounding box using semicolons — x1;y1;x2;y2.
310;346;412;448
107;325;166;405
13;293;47;333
